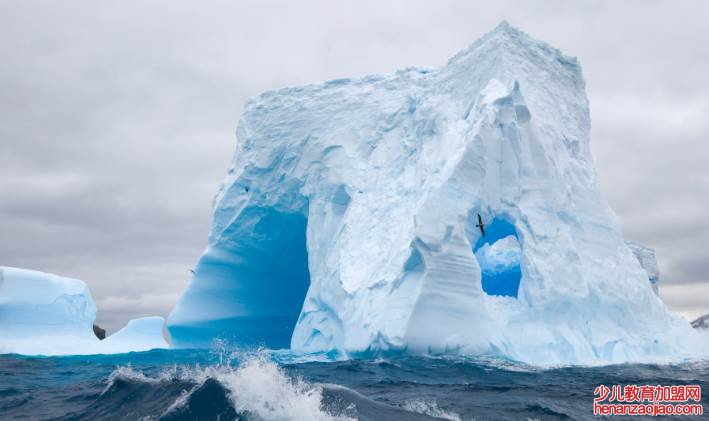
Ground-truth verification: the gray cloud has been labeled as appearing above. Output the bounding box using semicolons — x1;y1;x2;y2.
1;0;707;331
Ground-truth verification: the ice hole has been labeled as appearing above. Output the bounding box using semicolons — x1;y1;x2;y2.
472;217;522;298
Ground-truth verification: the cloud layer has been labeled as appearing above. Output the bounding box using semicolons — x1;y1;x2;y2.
1;1;707;331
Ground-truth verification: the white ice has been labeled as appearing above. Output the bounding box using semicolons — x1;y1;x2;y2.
475;236;522;276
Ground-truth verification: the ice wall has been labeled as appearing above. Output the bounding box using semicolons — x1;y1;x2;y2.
167;22;701;364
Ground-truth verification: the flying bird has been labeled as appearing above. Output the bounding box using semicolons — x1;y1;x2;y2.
476;213;485;237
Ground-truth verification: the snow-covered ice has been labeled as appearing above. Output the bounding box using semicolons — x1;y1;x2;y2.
0;266;167;356
166;22;704;364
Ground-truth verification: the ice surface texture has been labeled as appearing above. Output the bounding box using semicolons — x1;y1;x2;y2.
167;22;702;364
0;266;167;355
625;240;660;295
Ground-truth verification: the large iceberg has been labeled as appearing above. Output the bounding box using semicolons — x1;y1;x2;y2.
0;266;168;355
167;23;702;364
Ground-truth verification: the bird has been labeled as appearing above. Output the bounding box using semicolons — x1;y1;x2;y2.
476;213;485;237
189;269;195;275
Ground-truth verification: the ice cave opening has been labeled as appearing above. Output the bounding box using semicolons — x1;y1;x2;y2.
472;217;522;298
168;207;311;349
227;209;311;348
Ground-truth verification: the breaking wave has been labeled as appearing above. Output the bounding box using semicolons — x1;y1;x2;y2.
84;356;354;421
60;354;457;421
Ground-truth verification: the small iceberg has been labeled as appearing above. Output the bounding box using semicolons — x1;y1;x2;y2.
0;266;167;356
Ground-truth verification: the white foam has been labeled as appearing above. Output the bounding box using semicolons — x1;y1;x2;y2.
214;357;353;421
106;356;353;421
403;399;462;421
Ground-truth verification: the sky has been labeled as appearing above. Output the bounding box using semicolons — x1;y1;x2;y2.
1;1;707;333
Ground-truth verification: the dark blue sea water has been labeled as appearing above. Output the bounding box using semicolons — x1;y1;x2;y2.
1;349;707;420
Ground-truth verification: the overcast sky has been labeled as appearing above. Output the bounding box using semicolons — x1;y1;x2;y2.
1;1;707;332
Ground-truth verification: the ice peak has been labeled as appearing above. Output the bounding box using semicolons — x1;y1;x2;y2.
491;20;521;37
486;20;545;47
447;21;578;76
448;21;528;61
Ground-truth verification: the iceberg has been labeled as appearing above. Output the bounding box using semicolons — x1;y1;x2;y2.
0;266;98;355
167;22;702;364
100;316;169;354
0;266;167;356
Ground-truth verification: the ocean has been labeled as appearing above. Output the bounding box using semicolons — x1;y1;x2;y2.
1;349;707;420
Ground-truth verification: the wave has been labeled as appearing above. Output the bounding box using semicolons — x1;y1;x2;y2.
159;377;237;420
5;350;707;420
207;357;353;420
59;355;455;421
319;385;460;420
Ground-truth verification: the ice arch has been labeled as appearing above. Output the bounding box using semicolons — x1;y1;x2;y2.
167;208;310;349
166;23;700;364
472;217;522;298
